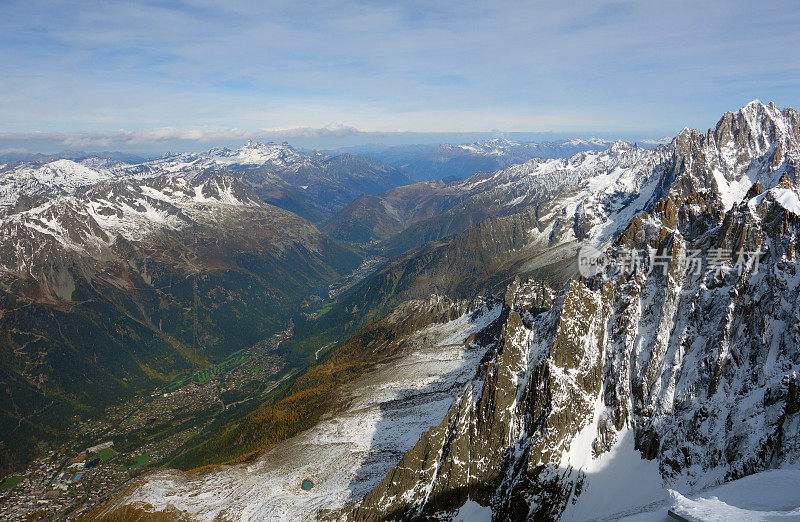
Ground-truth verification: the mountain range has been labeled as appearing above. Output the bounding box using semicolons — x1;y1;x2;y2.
86;101;800;521
0;141;411;222
339;137;629;183
2;101;799;521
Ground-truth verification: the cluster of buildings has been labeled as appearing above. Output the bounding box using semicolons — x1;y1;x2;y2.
1;333;291;519
0;441;116;520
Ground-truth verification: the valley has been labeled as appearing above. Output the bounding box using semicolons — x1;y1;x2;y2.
0;322;294;521
2;101;800;521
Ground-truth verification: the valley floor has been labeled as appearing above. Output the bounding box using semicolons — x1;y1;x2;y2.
0;327;293;521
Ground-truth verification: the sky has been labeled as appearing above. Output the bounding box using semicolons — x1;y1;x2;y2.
1;0;799;153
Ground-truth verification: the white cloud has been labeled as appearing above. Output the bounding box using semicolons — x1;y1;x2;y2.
639;137;673;145
0;124;369;148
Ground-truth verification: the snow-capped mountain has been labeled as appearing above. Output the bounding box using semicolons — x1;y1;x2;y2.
136;142;410;221
0;158;120;206
448;136;613;157
446;136;527;155
330;101;800;520
356;136;617;183
95;101;800;521
0;174;260;294
0;169;360;302
0;141;410;222
561;137;616;148
135;141;318;174
210;140;315;167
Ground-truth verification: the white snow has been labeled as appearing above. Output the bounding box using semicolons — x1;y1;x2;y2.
144;141;311;173
0;174;258;274
712;168;754;211
772;188;800;216
561;430;667;521
748;187;800;217
0;159;115;205
668;470;800;522
208;141;307;167
452;500;492;521
564;137;611;147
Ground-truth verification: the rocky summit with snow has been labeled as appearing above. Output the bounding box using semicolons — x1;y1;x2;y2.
78;101;800;521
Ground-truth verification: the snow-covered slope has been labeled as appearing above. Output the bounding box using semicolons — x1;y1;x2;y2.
92;304;502;520
0;174;256;259
457;140;665;245
139;142;410;220
209;140;315;167
668;469;800;521
0;158;118;205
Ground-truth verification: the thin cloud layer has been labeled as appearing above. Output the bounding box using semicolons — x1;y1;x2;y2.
0;124;369;149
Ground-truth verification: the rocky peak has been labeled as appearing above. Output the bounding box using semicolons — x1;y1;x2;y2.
711;100;799;157
655;102;800;212
605;139;637;154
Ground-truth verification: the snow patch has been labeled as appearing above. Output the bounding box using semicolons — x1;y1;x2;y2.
712;168;753;211
561;430;667;521
668;469;800;522
452;500;492;521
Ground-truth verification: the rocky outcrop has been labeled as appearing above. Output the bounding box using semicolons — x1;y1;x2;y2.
331;277;607;520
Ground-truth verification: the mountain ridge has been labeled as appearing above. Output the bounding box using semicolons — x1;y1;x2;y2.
330;100;800;520
0;141;412;223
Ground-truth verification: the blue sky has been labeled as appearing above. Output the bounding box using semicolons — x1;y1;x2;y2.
1;0;799;151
